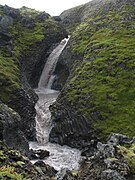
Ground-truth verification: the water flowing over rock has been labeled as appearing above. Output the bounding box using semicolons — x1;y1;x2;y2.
29;37;81;172
38;37;70;89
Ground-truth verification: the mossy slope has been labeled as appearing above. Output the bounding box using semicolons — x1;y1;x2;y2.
57;0;135;139
0;5;66;102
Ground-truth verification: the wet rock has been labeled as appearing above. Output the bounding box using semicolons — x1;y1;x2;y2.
51;47;72;91
8;88;38;141
32;149;50;159
29;149;39;159
55;168;76;180
0;3;68;149
49;106;92;149
35;161;57;177
81;139;98;157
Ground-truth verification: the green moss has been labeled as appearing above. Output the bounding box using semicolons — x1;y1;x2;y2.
63;4;135;139
10;21;45;58
64;23;80;34
0;165;26;180
0;7;62;103
0;52;21;102
0;150;7;160
117;144;135;174
20;6;40;18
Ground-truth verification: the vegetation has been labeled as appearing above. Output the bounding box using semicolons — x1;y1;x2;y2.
0;52;20;102
0;141;42;179
62;3;135;139
117;144;135;174
0;6;63;103
0;166;25;180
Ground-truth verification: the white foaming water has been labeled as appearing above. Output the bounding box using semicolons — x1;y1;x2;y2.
38;37;69;88
29;37;81;172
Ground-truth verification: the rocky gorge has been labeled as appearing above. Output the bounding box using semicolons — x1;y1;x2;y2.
0;0;135;179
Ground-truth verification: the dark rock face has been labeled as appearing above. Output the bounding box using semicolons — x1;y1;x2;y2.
24;28;67;89
49;105;93;149
8;88;38;140
0;102;29;155
0;4;68;147
51;47;72;90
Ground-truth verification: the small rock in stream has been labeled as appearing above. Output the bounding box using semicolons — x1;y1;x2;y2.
29;149;50;160
35;161;57;177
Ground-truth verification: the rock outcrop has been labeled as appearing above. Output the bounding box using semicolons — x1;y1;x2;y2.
0;5;67;149
0;141;57;179
77;134;135;180
50;0;135;147
0;102;29;155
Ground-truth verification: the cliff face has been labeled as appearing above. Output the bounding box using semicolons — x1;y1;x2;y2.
0;5;67;148
50;0;135;146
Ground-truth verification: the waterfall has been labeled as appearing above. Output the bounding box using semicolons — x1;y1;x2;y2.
38;37;69;89
29;37;81;172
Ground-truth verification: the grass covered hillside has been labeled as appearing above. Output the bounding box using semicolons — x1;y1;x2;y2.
56;0;135;140
0;5;66;103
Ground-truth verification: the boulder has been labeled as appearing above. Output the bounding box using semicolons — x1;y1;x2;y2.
34;161;57;177
29;149;50;160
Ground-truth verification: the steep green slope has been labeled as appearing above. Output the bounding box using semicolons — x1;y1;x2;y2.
0;4;67;144
53;0;135;140
0;6;66;102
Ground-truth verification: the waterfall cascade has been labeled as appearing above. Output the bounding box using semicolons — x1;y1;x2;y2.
29;37;81;172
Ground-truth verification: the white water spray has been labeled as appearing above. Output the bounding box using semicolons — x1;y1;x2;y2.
29;37;81;171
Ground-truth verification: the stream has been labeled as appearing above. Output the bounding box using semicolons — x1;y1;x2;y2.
29;37;81;172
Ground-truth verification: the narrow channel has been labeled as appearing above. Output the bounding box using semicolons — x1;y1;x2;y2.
29;37;81;172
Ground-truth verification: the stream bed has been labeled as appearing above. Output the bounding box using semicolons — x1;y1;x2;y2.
29;37;81;172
